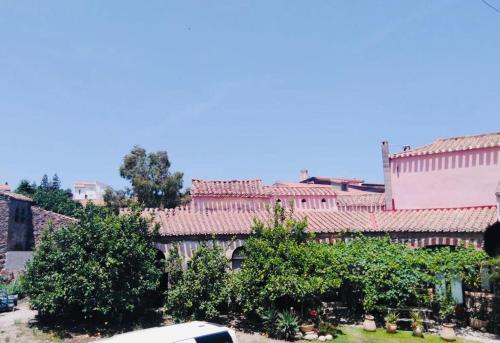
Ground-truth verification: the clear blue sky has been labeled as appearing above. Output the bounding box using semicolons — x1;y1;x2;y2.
1;1;499;190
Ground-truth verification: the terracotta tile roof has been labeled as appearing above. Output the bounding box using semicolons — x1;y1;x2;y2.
392;132;500;158
336;193;386;207
272;182;370;195
147;206;497;237
0;190;33;202
266;185;339;197
191;179;267;197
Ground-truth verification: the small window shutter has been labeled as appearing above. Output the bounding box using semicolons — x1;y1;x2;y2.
451;276;463;304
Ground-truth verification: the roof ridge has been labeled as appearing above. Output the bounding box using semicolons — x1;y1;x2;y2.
388;205;496;212
192;178;263;183
436;131;500;142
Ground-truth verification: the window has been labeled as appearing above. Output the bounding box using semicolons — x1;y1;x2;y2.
301;199;306;203
14;207;26;223
196;332;233;343
321;198;327;203
231;247;245;270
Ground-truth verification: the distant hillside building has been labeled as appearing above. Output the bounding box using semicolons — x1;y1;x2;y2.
73;181;108;205
298;170;385;193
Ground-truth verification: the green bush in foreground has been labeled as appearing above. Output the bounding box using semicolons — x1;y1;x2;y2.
166;243;229;321
23;204;162;324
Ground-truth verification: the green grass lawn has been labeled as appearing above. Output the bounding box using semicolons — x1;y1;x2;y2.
324;326;475;343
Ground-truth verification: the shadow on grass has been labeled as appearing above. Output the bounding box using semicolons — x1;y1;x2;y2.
27;308;165;341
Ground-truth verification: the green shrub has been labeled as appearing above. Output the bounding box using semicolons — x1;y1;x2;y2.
166;243;229;321
23;204;162;323
0;275;27;298
260;308;279;336
275;310;299;341
232;205;343;315
318;322;338;337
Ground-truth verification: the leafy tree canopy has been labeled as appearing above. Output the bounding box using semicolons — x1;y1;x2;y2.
166;243;229;321
119;146;184;209
233;205;344;315
23;204;162;324
15;174;82;217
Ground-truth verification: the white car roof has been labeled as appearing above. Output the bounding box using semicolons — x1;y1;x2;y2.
98;321;231;343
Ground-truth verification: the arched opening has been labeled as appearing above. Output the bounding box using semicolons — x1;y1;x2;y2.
484;222;500;256
149;249;168;306
231;246;245;270
321;198;326;203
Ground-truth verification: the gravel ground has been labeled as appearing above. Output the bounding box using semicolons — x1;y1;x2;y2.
0;303;498;343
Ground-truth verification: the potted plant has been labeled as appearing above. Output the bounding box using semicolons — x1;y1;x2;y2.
363;314;376;332
385;312;398;333
439;295;457;342
300;309;318;333
411;310;424;337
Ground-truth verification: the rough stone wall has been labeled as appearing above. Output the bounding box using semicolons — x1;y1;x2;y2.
31;206;76;245
0;200;76;271
0;199;9;269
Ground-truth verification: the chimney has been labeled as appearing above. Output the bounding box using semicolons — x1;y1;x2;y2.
299;169;309;182
381;141;393;210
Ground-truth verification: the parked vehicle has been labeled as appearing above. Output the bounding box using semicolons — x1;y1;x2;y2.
0;290;16;312
96;321;238;343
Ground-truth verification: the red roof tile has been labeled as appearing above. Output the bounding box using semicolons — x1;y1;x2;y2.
266;186;339;196
191;179;267;197
0;190;33;202
191;179;372;198
336;193;386;207
147;206;497;237
392;132;500;158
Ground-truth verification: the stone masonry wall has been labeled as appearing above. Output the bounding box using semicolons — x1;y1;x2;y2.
0;199;9;270
31;206;76;245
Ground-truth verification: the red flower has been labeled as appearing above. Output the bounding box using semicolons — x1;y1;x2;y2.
310;309;318;317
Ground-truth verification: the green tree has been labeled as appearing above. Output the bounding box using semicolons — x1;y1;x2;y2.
332;235;430;313
15;175;82;217
15;179;37;197
23;204;162;323
103;187;132;214
166;243;229;321
33;187;81;217
233;205;343;315
40;174;50;190
165;244;183;288
119;146;184;209
51;173;61;190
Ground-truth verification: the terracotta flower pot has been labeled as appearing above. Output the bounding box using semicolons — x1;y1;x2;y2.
412;325;423;337
363;315;376;332
386;323;397;334
470;318;489;330
300;324;315;334
440;323;456;342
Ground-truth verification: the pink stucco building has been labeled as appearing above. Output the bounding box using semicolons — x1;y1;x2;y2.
383;133;500;210
140;132;500;262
